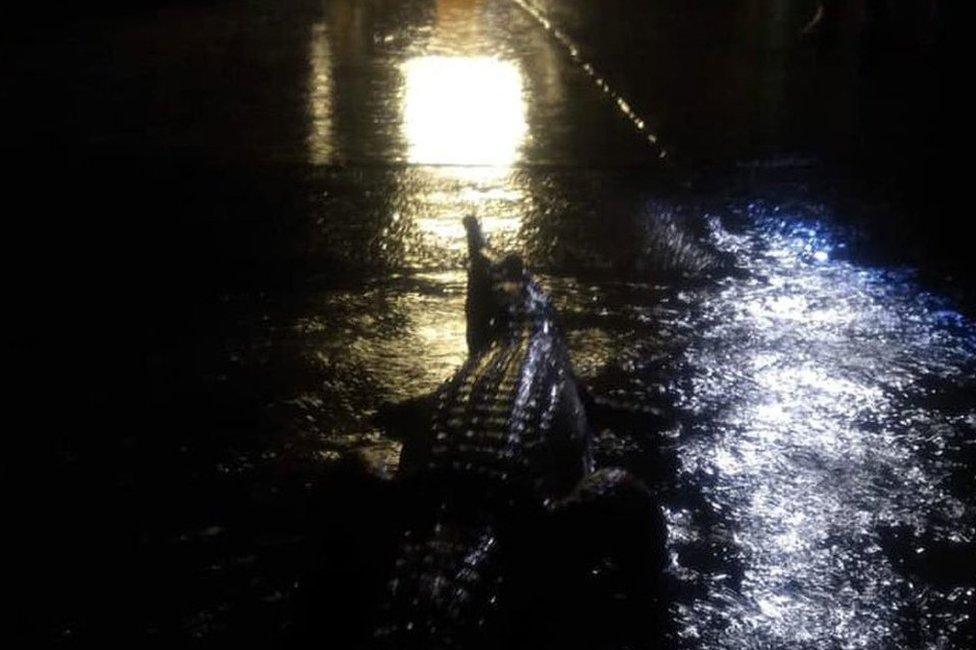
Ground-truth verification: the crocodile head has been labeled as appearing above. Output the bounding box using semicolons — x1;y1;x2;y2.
463;215;537;356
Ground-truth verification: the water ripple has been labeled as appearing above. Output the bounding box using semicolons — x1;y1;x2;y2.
667;204;976;649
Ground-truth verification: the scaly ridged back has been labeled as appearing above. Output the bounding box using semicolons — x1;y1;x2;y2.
427;278;584;501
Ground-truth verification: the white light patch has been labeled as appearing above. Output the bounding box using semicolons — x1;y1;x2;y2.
401;56;528;168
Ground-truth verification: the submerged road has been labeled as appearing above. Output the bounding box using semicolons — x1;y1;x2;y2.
13;1;972;648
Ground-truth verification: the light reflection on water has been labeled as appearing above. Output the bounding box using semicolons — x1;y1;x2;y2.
299;272;468;405
289;198;974;648
307;21;333;166
287;272;469;474
402;173;527;257
666;208;976;648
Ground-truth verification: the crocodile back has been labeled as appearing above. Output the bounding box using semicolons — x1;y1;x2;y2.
373;520;500;649
427;277;591;504
376;221;594;647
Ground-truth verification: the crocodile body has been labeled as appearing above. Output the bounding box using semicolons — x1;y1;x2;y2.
372;217;662;649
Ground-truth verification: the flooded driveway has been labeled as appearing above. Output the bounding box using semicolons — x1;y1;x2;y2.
15;0;971;647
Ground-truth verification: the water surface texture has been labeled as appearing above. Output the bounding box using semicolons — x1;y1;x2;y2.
18;0;971;647
658;209;975;648
290;2;974;646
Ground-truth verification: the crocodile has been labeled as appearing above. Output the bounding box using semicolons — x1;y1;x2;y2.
372;216;666;649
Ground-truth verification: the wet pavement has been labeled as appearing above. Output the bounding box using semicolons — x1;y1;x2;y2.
11;0;973;647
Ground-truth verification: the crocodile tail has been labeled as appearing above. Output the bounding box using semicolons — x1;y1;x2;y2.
373;522;501;649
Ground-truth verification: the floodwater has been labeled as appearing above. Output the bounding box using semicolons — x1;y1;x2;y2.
16;0;972;647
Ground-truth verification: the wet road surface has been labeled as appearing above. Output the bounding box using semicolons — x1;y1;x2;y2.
12;0;973;647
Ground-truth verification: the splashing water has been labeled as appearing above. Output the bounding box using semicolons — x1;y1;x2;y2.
280;196;975;648
658;204;976;649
